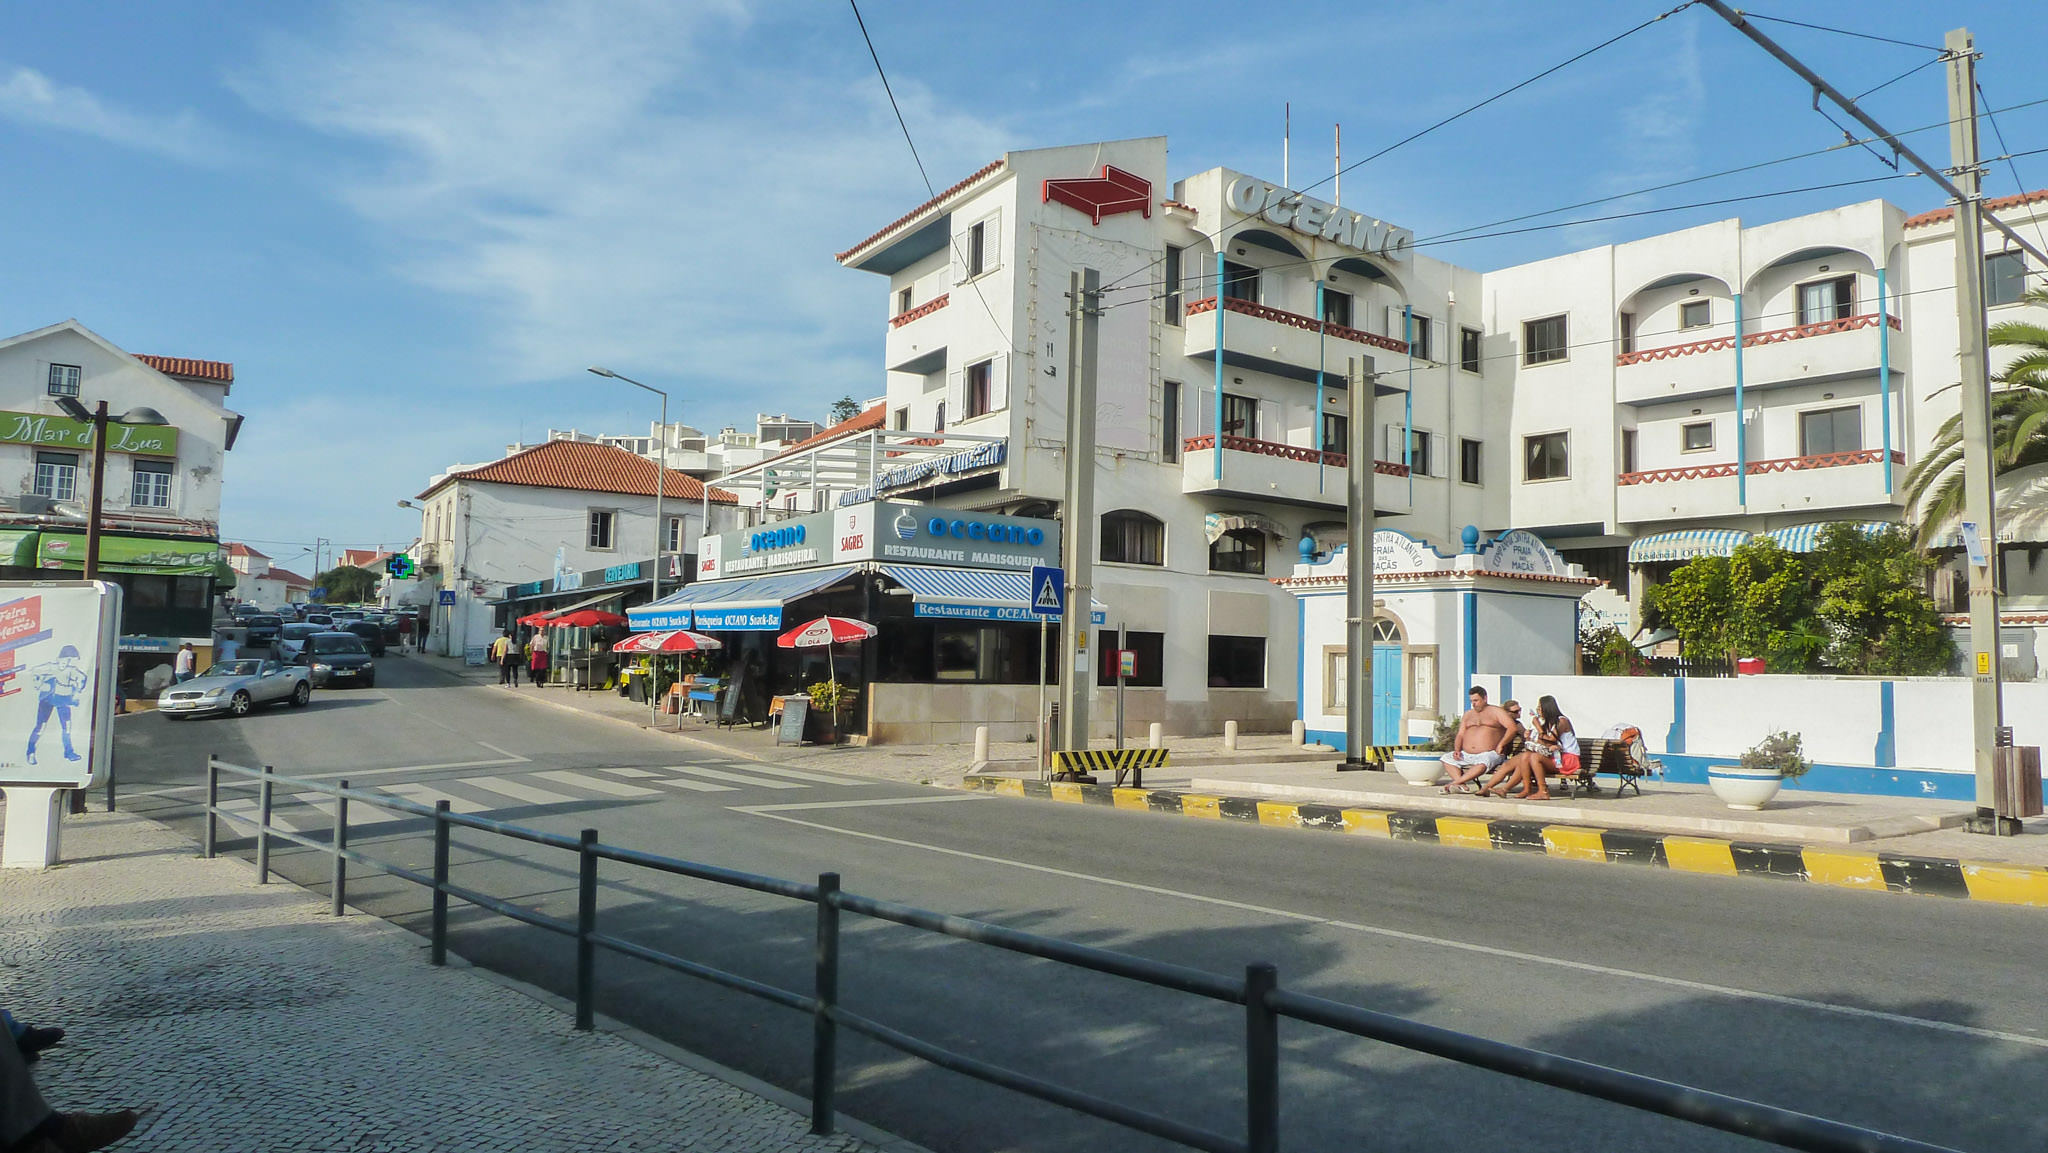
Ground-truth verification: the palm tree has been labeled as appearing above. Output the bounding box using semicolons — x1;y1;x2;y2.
1904;288;2048;545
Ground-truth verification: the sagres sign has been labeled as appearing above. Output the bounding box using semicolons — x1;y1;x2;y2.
0;411;180;456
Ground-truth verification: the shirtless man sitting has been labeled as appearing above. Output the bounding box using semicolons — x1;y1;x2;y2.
1440;686;1517;791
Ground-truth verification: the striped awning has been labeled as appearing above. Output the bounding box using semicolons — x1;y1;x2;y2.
627;566;857;632
1758;521;1895;553
1627;529;1751;565
877;564;1107;624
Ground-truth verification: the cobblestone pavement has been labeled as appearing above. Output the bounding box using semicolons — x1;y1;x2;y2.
0;811;896;1153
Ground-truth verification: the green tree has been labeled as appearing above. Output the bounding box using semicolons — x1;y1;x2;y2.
314;566;379;604
1807;524;1954;675
1903;287;2048;545
829;395;861;424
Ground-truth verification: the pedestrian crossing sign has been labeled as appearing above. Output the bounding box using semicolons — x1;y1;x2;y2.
1029;565;1065;617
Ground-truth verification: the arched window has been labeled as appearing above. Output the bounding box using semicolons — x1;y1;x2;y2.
1372;619;1402;644
1100;511;1164;566
1207;528;1265;575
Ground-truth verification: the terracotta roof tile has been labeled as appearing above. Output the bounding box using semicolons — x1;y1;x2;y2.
270;568;312;587
774;404;886;457
836;160;1005;263
1903;188;2048;229
136;354;234;383
226;542;269;559
420;439;739;503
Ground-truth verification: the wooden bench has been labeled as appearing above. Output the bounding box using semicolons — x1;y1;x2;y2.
1554;737;1652;798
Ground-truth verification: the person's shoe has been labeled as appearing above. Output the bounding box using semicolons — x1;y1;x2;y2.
63;749;81;761
28;1109;139;1153
24;750;36;765
18;1025;65;1062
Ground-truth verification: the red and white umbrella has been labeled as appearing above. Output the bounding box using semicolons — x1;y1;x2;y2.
611;630;723;654
777;615;879;649
545;608;631;629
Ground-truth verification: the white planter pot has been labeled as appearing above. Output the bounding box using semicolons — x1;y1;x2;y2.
1707;764;1784;810
1388;751;1445;787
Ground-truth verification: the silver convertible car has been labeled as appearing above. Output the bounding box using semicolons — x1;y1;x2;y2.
157;658;313;719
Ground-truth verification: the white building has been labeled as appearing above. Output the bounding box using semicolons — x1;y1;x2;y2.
510;411;828;480
225;543;312;609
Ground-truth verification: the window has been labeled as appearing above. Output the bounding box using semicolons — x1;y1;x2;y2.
1409;312;1432;363
1221;393;1258;439
1523;314;1568;365
47;363;81;398
664;516;683;553
1799;406;1862;457
33;451;77;501
1524;432;1569;480
1390;428;1433;477
1162;381;1182;463
1459;437;1482;484
1679;299;1711;330
587;509;615;550
1223;260;1260;303
1459;326;1482;373
1681;421;1714;452
1208;528;1265;575
1207;635;1266;688
1096;630;1165;687
964;359;993;418
1796;275;1854;325
1621;428;1638;474
896;286;913;315
893;407;909;431
1322;288;1353;330
1987;252;2028;307
1321;413;1348;456
1323;648;1347;713
131;458;173;508
966;220;988;277
1618;311;1635;354
934;402;945;432
1100;510;1165;566
1164;245;1183;325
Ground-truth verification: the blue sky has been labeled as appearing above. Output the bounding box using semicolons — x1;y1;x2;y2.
2;0;2043;566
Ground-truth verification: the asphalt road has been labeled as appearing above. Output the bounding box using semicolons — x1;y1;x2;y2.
113;655;2048;1153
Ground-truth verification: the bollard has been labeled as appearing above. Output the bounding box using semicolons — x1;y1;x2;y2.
203;757;219;859
1148;722;1163;750
575;829;598;1031
1224;720;1240;751
812;872;842;1136
973;726;989;763
430;800;451;966
330;780;350;916
256;767;274;884
1290;719;1306;747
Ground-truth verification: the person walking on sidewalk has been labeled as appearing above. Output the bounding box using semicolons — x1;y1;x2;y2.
527;639;550;687
0;1014;136;1153
173;643;196;684
490;632;517;685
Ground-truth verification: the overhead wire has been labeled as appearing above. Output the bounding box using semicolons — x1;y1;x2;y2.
1734;12;1945;54
1976;82;2048;272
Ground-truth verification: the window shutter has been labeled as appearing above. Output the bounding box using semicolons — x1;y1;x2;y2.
951;227;972;284
983;210;1001;271
986;354;1009;412
1384;424;1402;463
946;367;966;421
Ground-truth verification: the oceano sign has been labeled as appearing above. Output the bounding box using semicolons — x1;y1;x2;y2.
1224;176;1411;262
0;411;181;456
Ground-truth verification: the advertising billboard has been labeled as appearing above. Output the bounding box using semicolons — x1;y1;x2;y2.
0;581;121;789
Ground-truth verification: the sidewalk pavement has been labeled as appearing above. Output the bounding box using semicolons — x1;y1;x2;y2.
0;810;908;1152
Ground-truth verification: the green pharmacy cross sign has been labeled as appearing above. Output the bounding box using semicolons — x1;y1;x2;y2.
1;410;180;456
387;554;416;579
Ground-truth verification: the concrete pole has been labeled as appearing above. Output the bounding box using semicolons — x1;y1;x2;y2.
1343;355;1378;766
1944;30;2012;834
1059;269;1100;751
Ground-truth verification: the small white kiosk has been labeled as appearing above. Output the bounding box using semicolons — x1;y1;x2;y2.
1281;527;1599;751
1;581;121;867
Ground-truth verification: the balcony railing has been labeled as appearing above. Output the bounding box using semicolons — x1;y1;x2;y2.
888;293;949;328
1185;434;1410;477
1184;296;1409;355
1617;448;1903;486
1615;313;1901;366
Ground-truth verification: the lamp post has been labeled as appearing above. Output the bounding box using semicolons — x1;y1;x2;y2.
587;367;672;603
54;397;169;580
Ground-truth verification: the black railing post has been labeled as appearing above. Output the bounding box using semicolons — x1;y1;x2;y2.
575;828;598;1031
1245;963;1279;1153
811;872;841;1136
105;741;116;813
430;800;451;966
330;780;348;917
203;757;218;859
256;766;274;884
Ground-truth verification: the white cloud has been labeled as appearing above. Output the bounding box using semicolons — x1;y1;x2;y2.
0;66;221;162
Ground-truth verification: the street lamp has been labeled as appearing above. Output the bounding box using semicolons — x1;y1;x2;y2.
54;397;169;581
587;367;672;603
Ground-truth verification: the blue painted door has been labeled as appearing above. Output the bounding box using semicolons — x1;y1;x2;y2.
1372;645;1403;743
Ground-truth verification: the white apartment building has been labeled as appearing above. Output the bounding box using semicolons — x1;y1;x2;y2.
225;543;311;609
733;136;2045;737
514;412;826;480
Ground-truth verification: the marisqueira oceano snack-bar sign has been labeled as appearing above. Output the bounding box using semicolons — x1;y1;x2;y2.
0;411;180;456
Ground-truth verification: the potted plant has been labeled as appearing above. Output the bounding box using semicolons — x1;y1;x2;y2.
1387;716;1458;786
1708;730;1811;810
804;679;857;744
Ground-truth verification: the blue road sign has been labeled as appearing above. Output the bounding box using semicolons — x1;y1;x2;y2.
310;586;327;602
1029;565;1065;617
437;589;457;605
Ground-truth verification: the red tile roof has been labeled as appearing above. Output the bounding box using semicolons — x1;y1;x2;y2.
836;159;1005;263
270;568;312;588
136;354;234;383
420;439;740;503
339;548;391;569
226;542;270;559
775;404;886;457
1903;189;2048;229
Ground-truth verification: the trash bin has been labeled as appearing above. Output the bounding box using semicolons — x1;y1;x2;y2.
1735;657;1765;675
1994;746;2043;818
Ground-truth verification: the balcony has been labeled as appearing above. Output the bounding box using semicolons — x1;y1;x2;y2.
885;292;950;375
1183;297;1409;388
1615;313;1902;406
1182;435;1411;514
1616;448;1905;522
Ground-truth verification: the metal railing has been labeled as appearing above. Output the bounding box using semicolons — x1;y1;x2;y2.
201;757;1960;1153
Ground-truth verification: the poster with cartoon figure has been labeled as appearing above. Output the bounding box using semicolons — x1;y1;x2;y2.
0;581;121;789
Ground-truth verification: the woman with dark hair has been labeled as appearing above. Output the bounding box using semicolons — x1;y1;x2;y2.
1483;695;1577;800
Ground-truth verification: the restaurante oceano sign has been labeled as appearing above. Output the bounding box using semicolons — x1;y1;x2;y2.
0;411;180;456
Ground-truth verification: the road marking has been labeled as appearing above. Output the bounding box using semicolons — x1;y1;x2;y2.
670;766;804;790
381;783;489;814
533;770;661;798
715;764;877;787
296;742;532;780
733;795;987;813
293;793;405;824
600;767;660;778
219;798;305;834
652;777;739;794
742;810;2048;1052
460;776;580;806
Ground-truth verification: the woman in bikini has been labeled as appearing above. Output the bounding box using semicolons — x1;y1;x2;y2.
1483;695;1576;800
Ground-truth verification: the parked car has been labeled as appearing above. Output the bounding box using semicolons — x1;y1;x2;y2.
276;622;326;662
297;631;376;687
157;657;312;719
330;609;367;624
304;612;333;627
338;619;386;656
244;614;284;647
230;603;261;620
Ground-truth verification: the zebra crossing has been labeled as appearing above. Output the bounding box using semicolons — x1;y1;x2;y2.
215;761;882;832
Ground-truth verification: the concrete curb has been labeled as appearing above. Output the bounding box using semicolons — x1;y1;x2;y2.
961;775;2048;909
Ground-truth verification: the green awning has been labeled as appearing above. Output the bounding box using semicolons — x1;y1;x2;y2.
36;532;223;575
0;528;37;567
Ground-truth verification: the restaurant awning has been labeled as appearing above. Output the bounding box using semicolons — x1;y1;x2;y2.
628;566;858;632
1626;529;1751;565
0;528;39;568
1757;521;1895;553
877;564;1108;624
34;531;223;575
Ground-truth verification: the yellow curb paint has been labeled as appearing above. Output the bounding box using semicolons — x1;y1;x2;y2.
1541;826;1609;862
992;779;1024;798
1960;863;2048;907
1340;809;1393;837
1801;849;1887;891
1112;788;1152;811
1662;836;1738;876
1048;782;1084;804
1434;816;1494;851
1256;801;1302;828
1180;794;1222;820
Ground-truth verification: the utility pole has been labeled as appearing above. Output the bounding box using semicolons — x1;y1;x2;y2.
1059;269;1100;752
1343;355;1377;767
